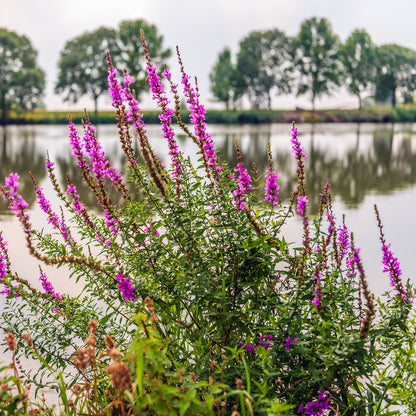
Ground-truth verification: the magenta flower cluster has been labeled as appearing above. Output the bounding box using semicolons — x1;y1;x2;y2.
146;64;182;179
39;271;62;301
290;125;306;159
0;235;9;294
238;335;273;354
231;163;252;210
264;169;279;206
381;242;413;304
296;195;308;216
115;273;137;302
298;390;331;415
3;173;29;216
284;336;299;349
180;70;222;173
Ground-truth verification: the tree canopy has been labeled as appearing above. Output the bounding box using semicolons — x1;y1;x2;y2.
209;48;240;110
375;44;416;106
55;20;171;114
118;19;171;100
0;28;45;125
292;17;343;110
339;29;377;109
236;29;292;109
55;27;120;115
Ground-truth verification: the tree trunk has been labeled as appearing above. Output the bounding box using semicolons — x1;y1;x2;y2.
0;93;7;126
358;93;362;110
94;96;98;117
311;93;316;112
391;88;397;107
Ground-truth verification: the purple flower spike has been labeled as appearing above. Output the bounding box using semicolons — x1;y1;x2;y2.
232;163;252;210
146;62;182;179
299;390;331;415
115;273;137;301
39;271;62;301
265;169;279;206
296;195;309;216
284;336;298;349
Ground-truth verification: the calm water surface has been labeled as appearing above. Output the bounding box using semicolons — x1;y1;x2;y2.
1;122;416;300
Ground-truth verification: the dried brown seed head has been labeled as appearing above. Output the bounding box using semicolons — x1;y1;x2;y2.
5;333;16;351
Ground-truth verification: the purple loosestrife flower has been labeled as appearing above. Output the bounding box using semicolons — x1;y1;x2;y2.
232;163;252;210
115;273;137;301
2;174;31;238
238;343;256;354
290;125;306;159
32;180;75;247
375;205;413;304
39;271;62;301
145;62;182;179
296;195;309;216
107;66;124;108
178;52;222;174
258;335;273;349
298;391;331;415
284;336;298;349
312;273;323;310
265;169;279;206
0;235;9;285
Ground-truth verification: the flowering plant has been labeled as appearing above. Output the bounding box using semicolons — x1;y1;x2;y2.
0;33;415;415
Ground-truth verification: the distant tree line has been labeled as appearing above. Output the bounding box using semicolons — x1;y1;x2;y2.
2;16;416;124
209;17;416;110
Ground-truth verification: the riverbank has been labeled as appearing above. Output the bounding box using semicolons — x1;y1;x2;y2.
4;104;416;125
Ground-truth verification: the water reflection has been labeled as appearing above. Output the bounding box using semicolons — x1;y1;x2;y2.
0;123;416;214
0;127;46;212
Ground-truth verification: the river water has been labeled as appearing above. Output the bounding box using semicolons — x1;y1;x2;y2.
0;122;415;300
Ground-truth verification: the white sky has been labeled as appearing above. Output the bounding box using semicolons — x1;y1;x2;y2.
1;0;416;110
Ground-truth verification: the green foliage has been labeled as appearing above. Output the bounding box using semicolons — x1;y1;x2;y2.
292;17;343;110
0;27;45;125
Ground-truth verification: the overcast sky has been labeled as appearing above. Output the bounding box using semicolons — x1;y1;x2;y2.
2;0;416;110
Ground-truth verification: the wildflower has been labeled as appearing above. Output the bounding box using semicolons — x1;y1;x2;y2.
312;273;322;311
265;169;279;206
298;390;331;415
284;336;298;349
258;335;273;349
178;48;221;174
296;195;309;216
145;49;182;179
232;163;252;210
115;273;137;301
39;271;62;301
238;343;256;354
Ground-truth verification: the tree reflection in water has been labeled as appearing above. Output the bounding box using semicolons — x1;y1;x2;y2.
1;123;416;216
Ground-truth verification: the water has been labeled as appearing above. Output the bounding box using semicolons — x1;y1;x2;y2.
0;122;415;301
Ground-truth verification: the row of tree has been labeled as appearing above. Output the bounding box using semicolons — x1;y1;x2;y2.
0;20;170;123
2;17;416;124
209;17;416;110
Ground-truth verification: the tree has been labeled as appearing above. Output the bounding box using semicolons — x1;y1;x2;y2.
118;19;171;100
209;48;240;110
293;17;342;110
375;44;416;106
338;29;377;109
0;28;45;125
236;29;293;109
55;27;121;115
